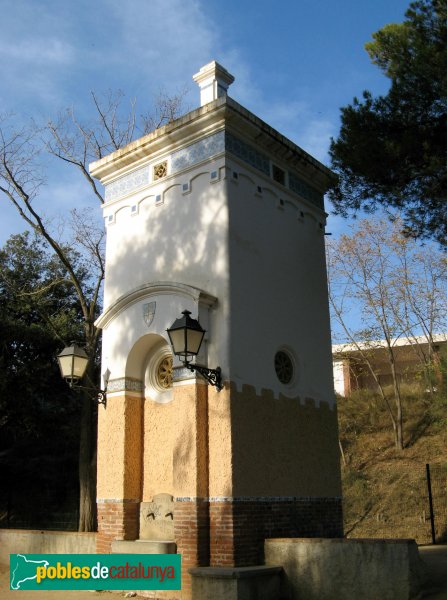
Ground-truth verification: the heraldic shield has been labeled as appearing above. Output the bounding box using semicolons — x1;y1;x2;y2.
143;301;156;327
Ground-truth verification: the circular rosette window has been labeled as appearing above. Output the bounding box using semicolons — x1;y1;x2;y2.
274;348;298;388
156;355;173;390
145;344;174;403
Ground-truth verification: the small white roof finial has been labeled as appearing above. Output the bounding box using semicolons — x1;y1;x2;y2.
193;61;235;107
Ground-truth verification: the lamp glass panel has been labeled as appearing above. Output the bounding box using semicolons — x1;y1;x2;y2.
58;353;88;380
58;355;74;379
168;329;186;356
73;355;88;378
186;329;205;355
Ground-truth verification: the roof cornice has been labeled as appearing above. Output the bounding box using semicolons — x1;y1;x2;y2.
89;96;336;192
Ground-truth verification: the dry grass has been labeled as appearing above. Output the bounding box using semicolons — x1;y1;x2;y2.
338;385;447;542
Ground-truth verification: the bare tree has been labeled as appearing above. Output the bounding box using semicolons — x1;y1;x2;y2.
390;232;447;392
328;218;447;450
0;89;186;530
328;250;402;449
46;87;189;199
0;115;104;530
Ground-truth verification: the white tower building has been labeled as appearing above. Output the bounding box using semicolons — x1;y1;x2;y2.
90;61;342;599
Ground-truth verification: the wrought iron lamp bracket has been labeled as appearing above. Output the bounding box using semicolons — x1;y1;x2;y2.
68;382;107;406
185;362;223;392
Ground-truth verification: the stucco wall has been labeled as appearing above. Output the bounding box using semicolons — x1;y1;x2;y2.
102;164;228;308
142;397;176;498
96;393;143;499
100;160;230;379
142;383;209;500
208;384;233;497
141;380;341;500
229;385;341;497
227;161;335;405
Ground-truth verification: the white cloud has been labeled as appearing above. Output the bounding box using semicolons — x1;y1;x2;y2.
296;117;335;164
0;38;75;66
105;0;218;94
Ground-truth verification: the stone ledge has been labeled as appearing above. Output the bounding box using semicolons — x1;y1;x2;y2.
111;540;176;554
0;530;96;565
268;537;416;544
265;537;427;600
189;565;283;579
189;565;282;600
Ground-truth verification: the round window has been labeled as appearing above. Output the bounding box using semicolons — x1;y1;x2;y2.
156;355;173;390
274;350;294;385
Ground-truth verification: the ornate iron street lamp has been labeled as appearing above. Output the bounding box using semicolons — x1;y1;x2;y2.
167;310;222;391
57;343;107;406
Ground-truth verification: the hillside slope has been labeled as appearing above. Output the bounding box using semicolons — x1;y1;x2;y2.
338;387;447;543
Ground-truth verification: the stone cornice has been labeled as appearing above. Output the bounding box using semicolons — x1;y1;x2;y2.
224;97;335;192
89;98;228;183
89;96;336;194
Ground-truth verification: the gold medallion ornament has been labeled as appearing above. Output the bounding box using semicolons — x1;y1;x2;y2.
153;161;168;180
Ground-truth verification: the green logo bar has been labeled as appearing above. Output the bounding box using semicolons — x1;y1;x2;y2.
10;554;181;591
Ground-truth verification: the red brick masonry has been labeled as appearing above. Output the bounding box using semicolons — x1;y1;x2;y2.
96;499;139;553
96;496;342;598
178;496;343;567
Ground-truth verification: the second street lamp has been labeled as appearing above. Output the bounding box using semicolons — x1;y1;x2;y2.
57;343;107;406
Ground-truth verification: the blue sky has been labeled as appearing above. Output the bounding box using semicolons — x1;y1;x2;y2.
0;0;411;245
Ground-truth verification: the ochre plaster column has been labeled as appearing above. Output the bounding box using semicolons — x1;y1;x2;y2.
207;383;235;566
172;381;209;599
96;384;144;553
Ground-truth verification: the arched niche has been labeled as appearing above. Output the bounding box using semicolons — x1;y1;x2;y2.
126;333;174;404
96;281;218;388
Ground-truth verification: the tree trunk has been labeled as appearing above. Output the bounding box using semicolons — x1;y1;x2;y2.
390;358;404;450
78;392;97;531
432;345;443;388
339;439;347;467
395;394;404;450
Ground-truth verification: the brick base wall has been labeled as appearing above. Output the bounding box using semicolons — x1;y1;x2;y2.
95;496;342;598
209;496;343;566
96;500;139;553
174;499;210;599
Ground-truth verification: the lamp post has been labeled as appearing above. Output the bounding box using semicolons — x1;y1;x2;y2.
57;343;107;406
167;310;222;391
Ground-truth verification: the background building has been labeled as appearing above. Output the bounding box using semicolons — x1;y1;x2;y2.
333;334;447;397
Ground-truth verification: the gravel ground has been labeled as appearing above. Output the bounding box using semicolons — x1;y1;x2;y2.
419;545;447;599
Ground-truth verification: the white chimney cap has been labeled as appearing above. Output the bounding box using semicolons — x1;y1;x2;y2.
193;61;235;107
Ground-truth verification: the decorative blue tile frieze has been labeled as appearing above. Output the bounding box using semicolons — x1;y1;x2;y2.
102;127;324;211
226;132;323;209
225;132;270;176
105;165;151;201
289;172;323;209
107;378;145;393
171;130;225;173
